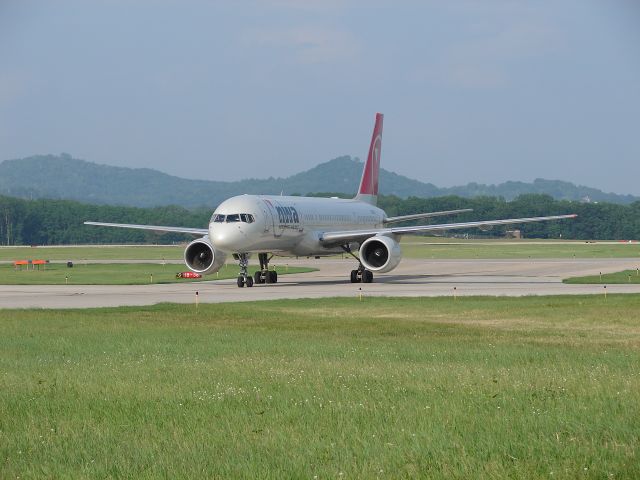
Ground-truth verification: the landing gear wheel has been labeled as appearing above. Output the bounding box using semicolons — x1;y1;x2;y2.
246;276;254;287
254;271;262;284
258;253;276;285
265;270;278;283
363;270;373;283
350;270;360;283
237;276;245;288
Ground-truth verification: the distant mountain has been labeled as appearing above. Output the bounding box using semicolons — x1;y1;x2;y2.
437;179;640;205
0;154;637;207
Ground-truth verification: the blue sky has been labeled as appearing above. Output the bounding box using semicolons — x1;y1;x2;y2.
1;0;639;194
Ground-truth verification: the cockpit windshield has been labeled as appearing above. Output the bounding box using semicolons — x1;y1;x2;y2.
211;213;255;224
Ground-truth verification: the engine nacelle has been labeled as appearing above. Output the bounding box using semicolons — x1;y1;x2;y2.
359;235;402;273
184;237;226;275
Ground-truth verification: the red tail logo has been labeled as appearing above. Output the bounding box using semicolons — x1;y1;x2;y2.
358;113;383;196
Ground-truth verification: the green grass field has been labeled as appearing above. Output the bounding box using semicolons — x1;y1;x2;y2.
0;263;315;285
564;269;640;285
1;296;638;478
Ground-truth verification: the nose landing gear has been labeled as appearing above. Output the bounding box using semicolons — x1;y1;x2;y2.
235;253;253;288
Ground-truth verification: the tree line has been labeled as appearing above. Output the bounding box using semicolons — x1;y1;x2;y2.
0;193;639;246
0;196;210;245
377;194;640;240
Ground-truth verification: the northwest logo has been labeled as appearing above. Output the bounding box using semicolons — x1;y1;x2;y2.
275;205;299;224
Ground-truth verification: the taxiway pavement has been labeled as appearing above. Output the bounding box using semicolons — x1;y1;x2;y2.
1;258;639;309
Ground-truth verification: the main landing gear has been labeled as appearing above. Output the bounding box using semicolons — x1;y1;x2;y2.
235;252;278;288
254;253;278;285
342;246;373;284
350;265;373;283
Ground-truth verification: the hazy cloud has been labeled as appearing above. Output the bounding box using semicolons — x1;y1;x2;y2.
409;4;562;90
242;26;361;64
0;70;28;106
254;0;348;12
448;24;559;89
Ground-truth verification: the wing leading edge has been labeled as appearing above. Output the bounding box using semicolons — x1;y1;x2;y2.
320;214;577;245
384;208;472;224
84;221;208;236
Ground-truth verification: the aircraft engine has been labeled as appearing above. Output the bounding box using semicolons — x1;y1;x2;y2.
359;235;402;273
184;237;226;275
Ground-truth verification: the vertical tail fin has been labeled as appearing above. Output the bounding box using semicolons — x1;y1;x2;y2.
354;112;383;206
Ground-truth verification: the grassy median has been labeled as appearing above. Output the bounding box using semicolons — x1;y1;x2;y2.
0;245;183;262
401;238;640;259
564;269;640;285
0;263;315;285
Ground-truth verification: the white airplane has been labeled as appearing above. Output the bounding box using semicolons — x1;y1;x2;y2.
86;113;576;287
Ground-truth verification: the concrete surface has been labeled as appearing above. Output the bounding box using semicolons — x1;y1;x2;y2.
1;257;639;309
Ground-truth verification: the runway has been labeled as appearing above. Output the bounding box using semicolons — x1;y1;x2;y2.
1;257;640;309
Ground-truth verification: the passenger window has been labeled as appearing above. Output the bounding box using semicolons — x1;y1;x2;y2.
226;214;240;222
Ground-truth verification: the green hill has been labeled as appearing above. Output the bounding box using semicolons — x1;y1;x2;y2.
0;153;636;207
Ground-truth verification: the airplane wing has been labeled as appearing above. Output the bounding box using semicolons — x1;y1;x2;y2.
320;214;577;245
384;209;472;224
84;221;208;236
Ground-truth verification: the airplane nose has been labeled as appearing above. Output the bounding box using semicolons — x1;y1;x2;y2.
212;231;231;249
210;225;246;252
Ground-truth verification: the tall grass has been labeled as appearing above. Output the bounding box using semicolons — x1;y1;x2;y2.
1;296;638;478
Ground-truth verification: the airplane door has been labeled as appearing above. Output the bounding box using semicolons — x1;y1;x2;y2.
263;199;283;237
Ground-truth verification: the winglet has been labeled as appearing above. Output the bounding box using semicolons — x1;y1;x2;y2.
355;113;383;205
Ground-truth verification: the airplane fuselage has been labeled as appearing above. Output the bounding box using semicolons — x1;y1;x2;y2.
209;194;386;256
